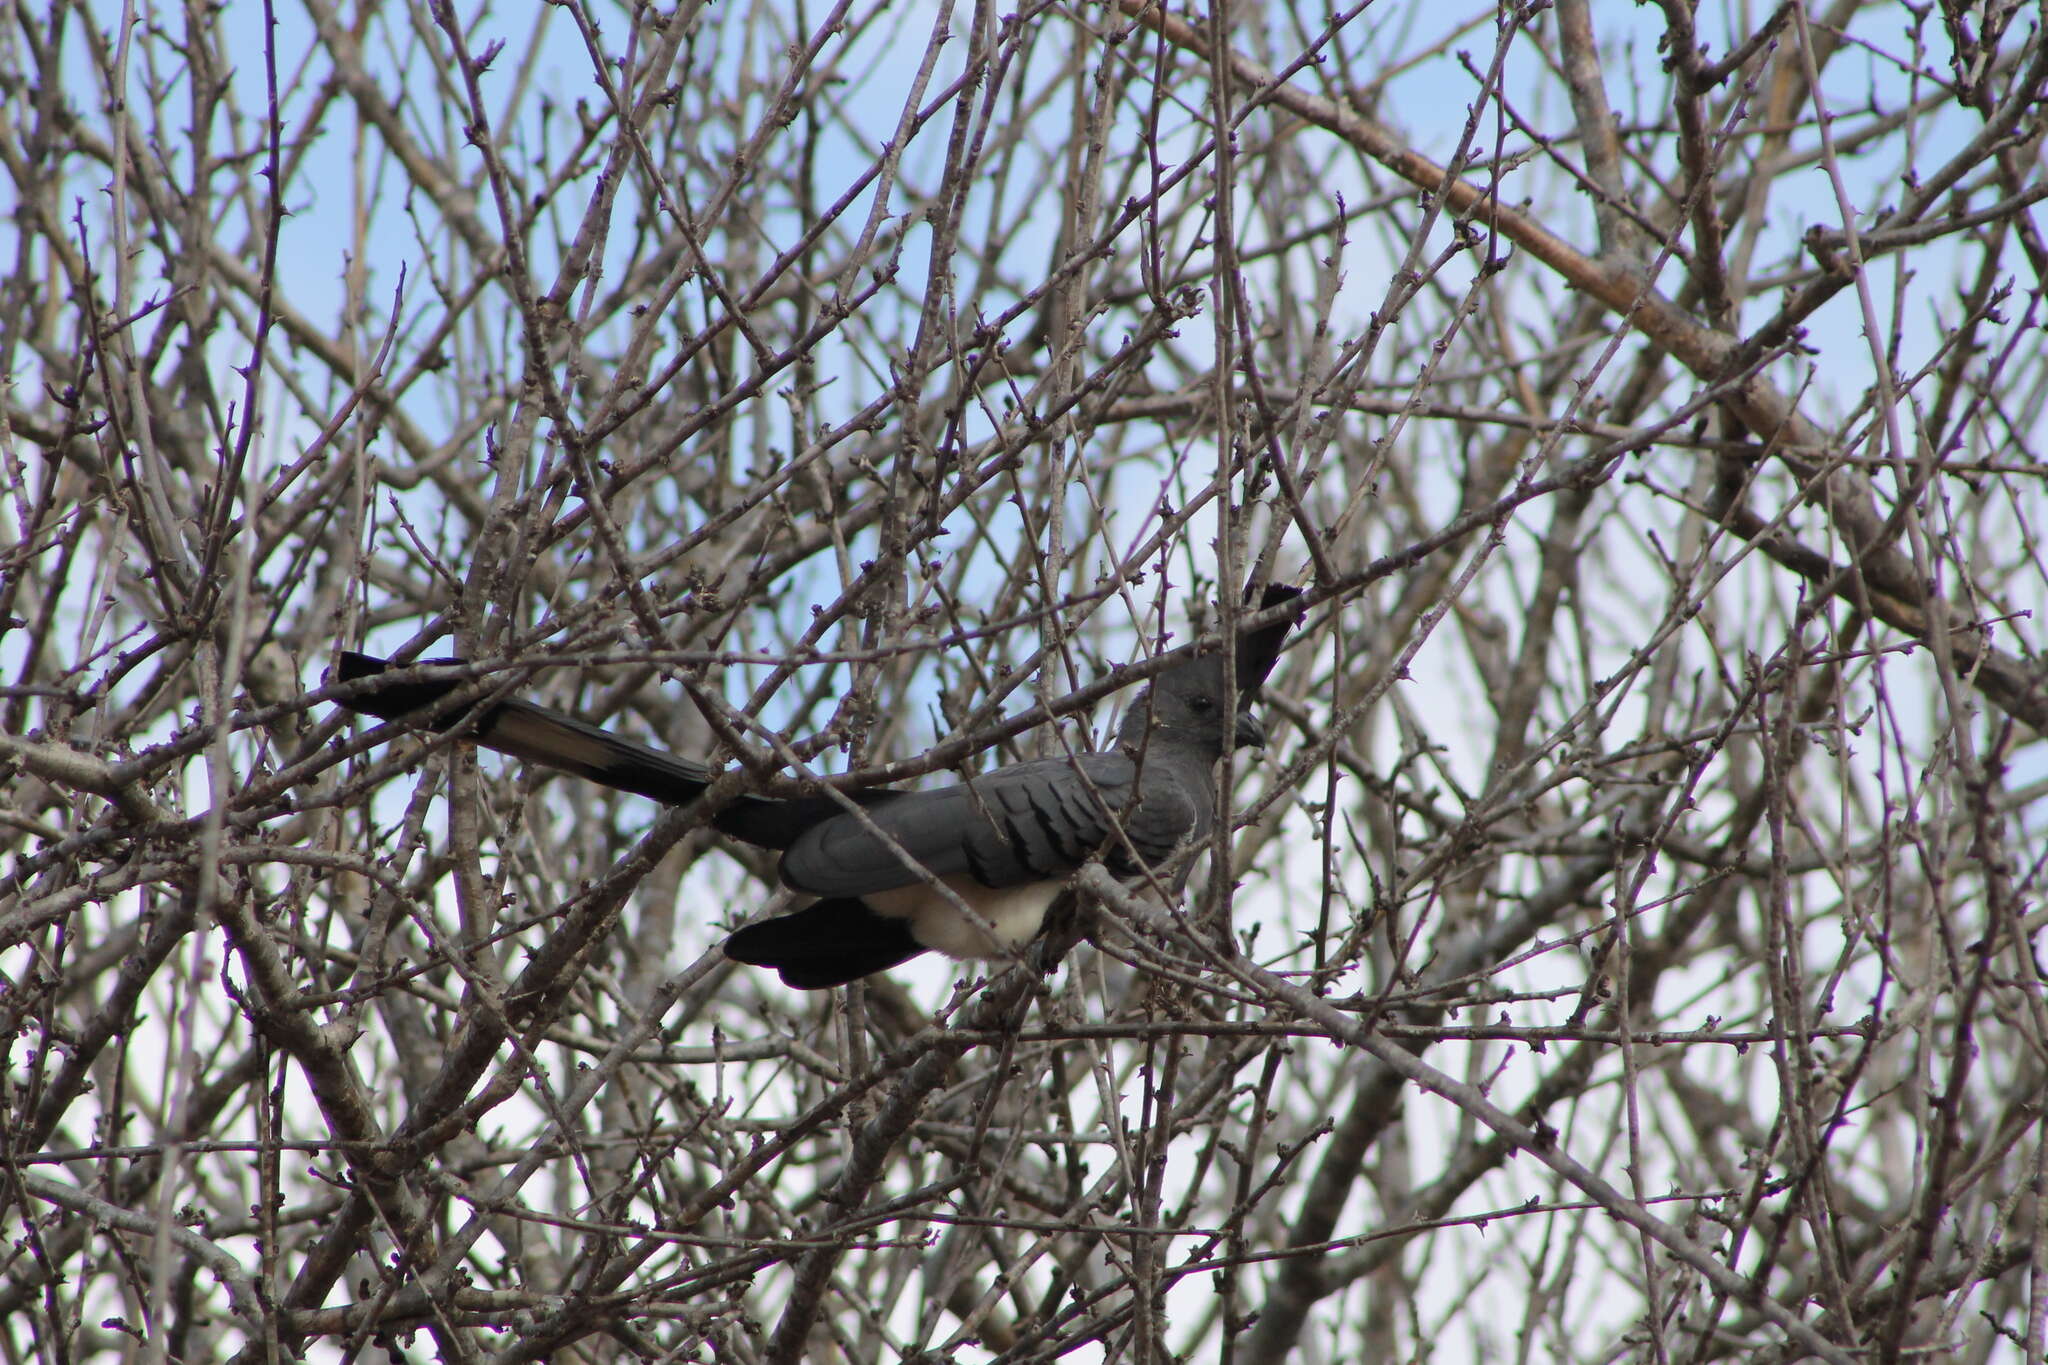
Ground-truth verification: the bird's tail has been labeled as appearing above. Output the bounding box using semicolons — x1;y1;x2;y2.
334;652;722;808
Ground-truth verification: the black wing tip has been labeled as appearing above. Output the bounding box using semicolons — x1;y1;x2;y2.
337;650;388;681
724;899;927;989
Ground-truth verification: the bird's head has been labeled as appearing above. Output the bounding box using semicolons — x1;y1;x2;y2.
1118;654;1266;756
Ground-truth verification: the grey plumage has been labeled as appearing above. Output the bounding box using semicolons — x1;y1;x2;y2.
753;654;1260;975
779;655;1252;897
333;595;1298;989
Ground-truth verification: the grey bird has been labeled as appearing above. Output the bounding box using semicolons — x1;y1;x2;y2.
333;593;1299;988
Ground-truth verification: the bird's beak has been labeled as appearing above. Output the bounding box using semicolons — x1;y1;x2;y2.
1232;711;1266;750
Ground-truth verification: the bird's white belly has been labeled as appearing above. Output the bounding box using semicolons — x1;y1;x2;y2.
862;878;1061;959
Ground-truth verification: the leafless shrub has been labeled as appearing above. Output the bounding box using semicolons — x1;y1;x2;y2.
3;1;2046;1361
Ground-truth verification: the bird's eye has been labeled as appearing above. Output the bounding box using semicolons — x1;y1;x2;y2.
1189;695;1214;711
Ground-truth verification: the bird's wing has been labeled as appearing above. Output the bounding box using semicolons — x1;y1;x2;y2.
778;750;1207;897
722;897;928;988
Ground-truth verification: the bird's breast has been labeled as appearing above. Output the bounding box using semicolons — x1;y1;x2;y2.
861;877;1062;960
